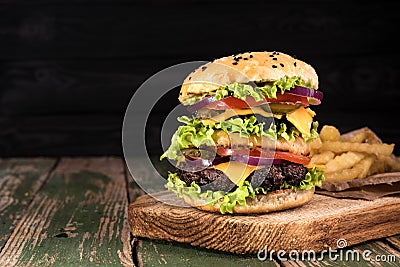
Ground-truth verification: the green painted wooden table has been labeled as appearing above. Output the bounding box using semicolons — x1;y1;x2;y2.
0;157;399;266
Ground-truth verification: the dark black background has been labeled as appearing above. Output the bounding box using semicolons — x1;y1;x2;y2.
1;0;399;157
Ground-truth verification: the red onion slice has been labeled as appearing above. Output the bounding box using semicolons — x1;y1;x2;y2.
232;154;284;166
186;95;218;113
186;85;323;112
184;155;230;168
185;154;286;168
290;86;323;104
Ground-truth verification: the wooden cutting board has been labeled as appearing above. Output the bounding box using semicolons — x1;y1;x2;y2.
128;189;400;255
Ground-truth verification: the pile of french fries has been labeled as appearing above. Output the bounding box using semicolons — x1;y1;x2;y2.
310;125;400;183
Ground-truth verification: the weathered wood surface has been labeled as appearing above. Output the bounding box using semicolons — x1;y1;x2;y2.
387;235;400;251
0;158;56;248
1;157;399;266
281;238;400;267
137;237;400;267
137;239;279;267
0;157;134;266
128;191;400;255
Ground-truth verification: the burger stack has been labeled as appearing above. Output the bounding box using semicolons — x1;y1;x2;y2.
161;51;325;214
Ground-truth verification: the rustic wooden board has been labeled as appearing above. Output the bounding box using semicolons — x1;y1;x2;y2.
0;157;134;266
128;191;400;255
0;158;56;248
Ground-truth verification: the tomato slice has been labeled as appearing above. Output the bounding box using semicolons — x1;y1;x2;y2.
205;96;260;109
205;94;309;110
216;148;310;165
250;150;310;165
266;93;309;106
274;151;310;165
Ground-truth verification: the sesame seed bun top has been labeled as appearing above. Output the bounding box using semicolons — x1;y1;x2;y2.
179;51;319;103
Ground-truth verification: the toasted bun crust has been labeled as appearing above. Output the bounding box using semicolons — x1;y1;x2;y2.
179;51;318;103
182;187;315;214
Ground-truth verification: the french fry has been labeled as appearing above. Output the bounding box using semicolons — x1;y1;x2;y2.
324;167;362;182
320;125;341;142
367;160;386;176
325;152;365;173
320;141;394;157
357;156;375;179
325;156;375;182
311;124;398;184
310;151;335;165
310;137;323;150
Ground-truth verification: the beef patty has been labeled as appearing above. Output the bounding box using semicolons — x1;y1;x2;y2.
176;162;308;192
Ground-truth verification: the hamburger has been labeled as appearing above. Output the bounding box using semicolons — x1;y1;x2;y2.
161;51;325;214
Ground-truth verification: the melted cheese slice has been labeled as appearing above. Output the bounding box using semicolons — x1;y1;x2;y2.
304;163;326;170
213;161;260;186
202;107;282;125
286;106;315;136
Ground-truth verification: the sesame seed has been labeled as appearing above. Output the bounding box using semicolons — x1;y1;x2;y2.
272;65;277;68
188;77;192;80
273;58;277;60
249;55;253;58
243;58;248;60
232;62;238;65
201;66;207;71
269;55;274;57
280;63;284;67
294;62;297;67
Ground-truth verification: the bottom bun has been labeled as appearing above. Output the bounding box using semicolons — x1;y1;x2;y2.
182;187;315;214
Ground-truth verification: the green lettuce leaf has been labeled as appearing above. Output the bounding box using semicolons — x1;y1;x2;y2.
161;116;319;161
165;172;255;214
215;88;229;100
160;116;215;161
258;76;312;99
182;76;313;105
277;123;290;141
182;95;205;105
302;121;319;142
215;115;273;138
277;121;319;143
165;167;325;214
223;83;265;101
281;167;325;190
